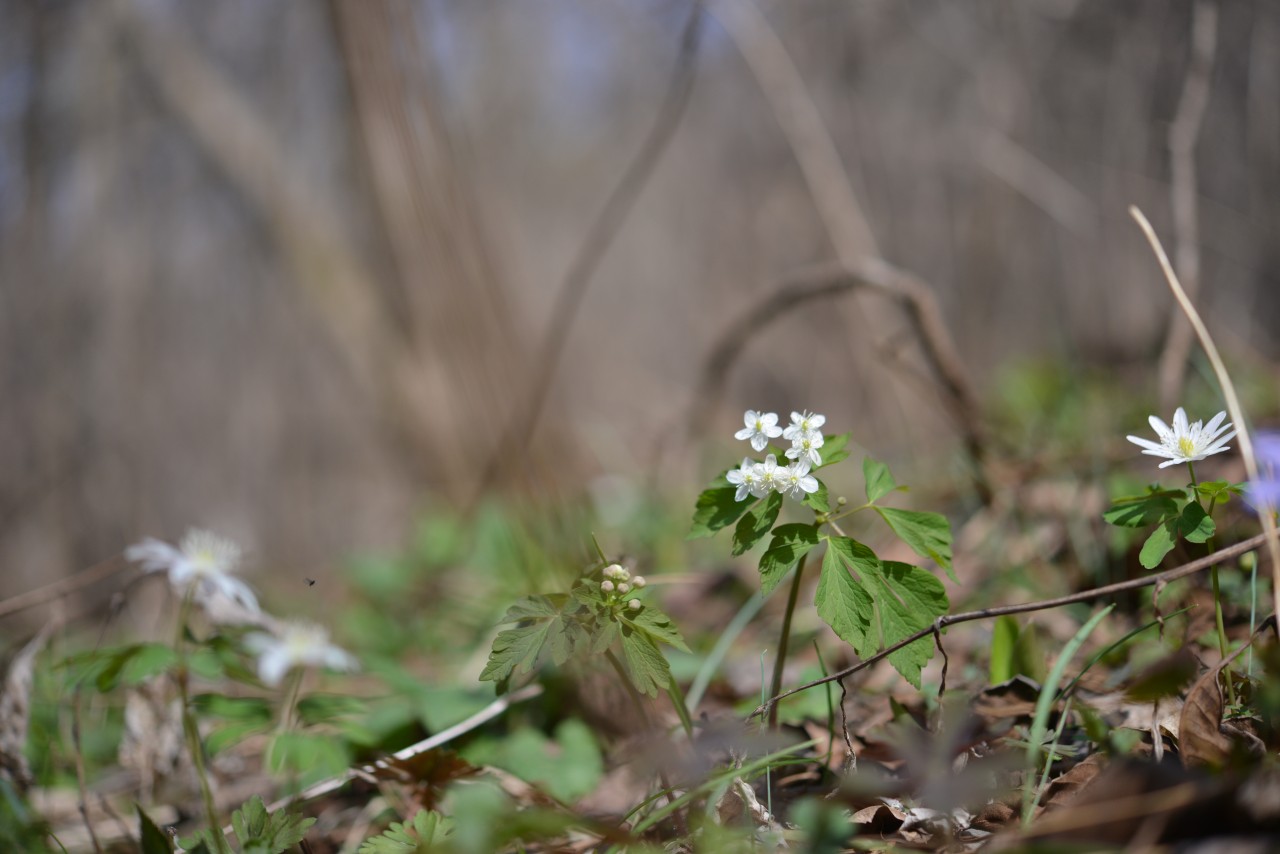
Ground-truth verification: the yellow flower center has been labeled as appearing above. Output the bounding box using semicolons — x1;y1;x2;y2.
1177;437;1197;458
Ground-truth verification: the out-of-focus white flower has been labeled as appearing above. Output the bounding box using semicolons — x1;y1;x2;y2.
779;461;819;500
601;580;615;593
726;457;766;502
786;430;824;467
604;564;630;582
631;576;647;589
244;621;358;687
126;529;259;613
756;454;784;494
627;599;642;611
618;582;630;594
783;410;825;442
1246;431;1280;513
735;410;783;452
1126;408;1235;469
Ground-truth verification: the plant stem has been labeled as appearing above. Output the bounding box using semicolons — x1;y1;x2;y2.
174;593;231;854
1191;461;1235;704
603;649;688;836
1211;565;1236;704
767;553;809;729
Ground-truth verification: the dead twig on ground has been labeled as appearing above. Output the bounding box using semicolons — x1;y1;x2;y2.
752;532;1269;720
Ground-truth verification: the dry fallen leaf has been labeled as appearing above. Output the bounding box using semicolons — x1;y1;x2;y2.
0;628;53;792
1178;665;1235;767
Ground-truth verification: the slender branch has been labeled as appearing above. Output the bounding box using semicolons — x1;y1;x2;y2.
472;1;704;503
1157;0;1219;410
751;533;1269;719
691;261;990;501
1130;207;1280;633
0;555;127;620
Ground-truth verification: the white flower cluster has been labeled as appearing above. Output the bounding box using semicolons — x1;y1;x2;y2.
126;528;357;687
601;563;645;611
728;409;824;501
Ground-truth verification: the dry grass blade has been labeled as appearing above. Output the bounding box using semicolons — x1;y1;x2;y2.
0;627;54;792
1128;205;1280;638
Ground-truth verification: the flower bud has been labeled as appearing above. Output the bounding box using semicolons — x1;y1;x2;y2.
632;576;646;589
617;582;630;594
627;599;641;611
837;496;848;506
601;580;615;593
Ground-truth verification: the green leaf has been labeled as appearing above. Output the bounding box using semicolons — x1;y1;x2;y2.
1102;488;1182;528
817;538;949;688
862;457;899;504
689;487;751;539
815;539;878;657
1193;480;1243;505
622;605;690;653
359;810;454;853
758;524;821;595
619;625;671;697
817;432;852;469
803;477;830;513
1139;518;1178;569
137;805;173;854
479;595;585;693
224;796;316;854
989;615;1018;685
867;561;948;687
266;734;350;787
731;492;783;555
874;507;955;582
1178;501;1215;544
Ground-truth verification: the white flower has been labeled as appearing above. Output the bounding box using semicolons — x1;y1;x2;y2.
735;410;783;452
126;529;259;613
631;576;646;589
244;621;358;687
1126;407;1235;469
783;410;826;442
601;579;615;593
779;461;819;500
618;582;630;594
627;599;642;611
726;457;767;501
755;454;784;493
786;430;824;467
604;564;630;582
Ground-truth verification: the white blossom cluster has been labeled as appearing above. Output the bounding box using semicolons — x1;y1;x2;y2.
601;563;646;611
728;409;824;501
126;528;357;687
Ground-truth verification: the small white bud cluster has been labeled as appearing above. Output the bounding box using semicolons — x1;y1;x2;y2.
601;563;647;610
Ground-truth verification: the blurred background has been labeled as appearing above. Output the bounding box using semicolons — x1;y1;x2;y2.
2;0;1279;600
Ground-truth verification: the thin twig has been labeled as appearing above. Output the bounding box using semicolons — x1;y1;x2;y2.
1157;0;1219;411
472;1;704;504
0;555;127;620
1129;207;1280;633
751;532;1268;719
264;683;544;813
691;261;990;501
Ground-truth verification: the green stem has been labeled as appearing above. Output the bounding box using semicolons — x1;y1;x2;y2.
603;649;687;836
767;552;809;730
1211;566;1236;705
174;593;230;854
664;673;695;738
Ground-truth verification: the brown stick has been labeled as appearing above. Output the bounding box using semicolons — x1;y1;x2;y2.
691;261;990;501
472;1;704;505
1156;0;1219;411
0;555;127;621
751;532;1269;720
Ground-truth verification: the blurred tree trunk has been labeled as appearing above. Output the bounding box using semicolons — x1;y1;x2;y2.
329;0;570;499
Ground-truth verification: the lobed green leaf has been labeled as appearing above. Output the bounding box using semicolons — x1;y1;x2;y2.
862;457;899;504
689;487;751;539
731;492;783;555
758;524;821;595
874;507;955;582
